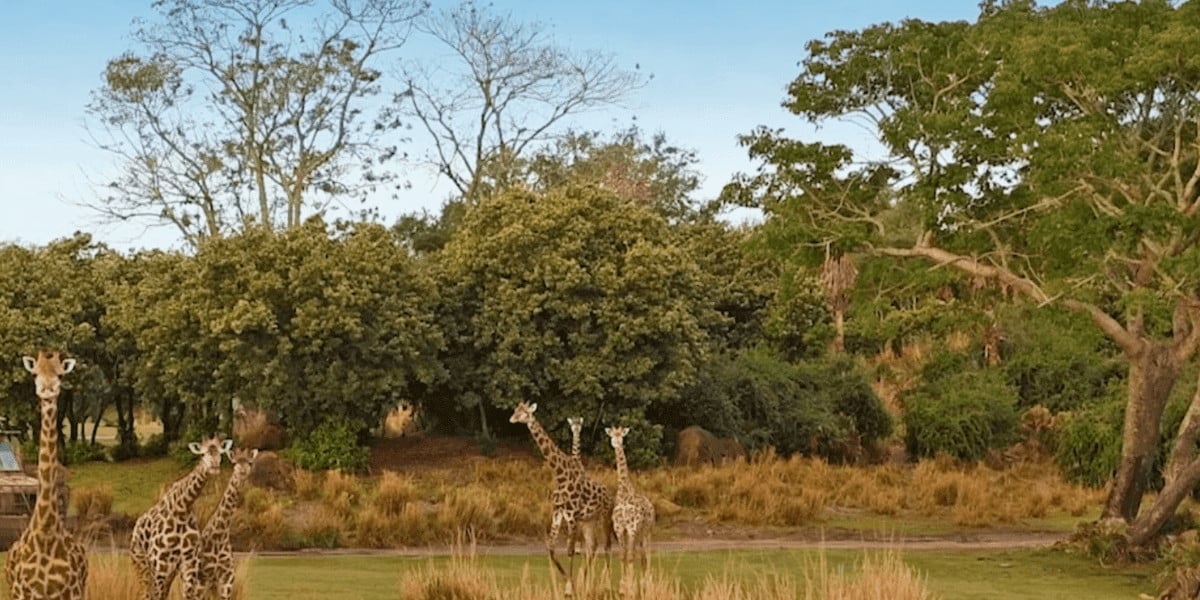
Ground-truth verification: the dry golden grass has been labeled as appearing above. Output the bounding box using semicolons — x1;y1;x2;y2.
72;486;114;522
634;449;1099;529
219;447;1099;550
399;545;932;600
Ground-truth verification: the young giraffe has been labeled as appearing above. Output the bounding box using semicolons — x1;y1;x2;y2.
5;350;88;600
130;435;231;600
510;403;613;597
606;426;656;590
196;447;258;600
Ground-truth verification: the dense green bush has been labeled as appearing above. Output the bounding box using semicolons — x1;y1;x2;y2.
62;442;107;465
285;421;370;473
669;349;889;461
904;367;1020;461
1000;308;1121;412
1053;396;1124;487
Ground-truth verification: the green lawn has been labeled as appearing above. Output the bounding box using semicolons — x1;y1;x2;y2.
240;548;1156;600
69;458;186;515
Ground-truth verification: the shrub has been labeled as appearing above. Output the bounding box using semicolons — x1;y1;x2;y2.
1052;399;1123;488
1000;308;1122;412
63;442;107;466
904;367;1020;461
284;420;369;472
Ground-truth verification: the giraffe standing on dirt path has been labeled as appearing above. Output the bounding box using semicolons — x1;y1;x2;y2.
5;350;88;600
510;402;613;597
197;447;257;600
130;435;230;600
606;426;656;593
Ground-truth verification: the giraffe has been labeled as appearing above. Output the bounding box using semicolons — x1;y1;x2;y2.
130;435;231;600
510;402;613;597
197;447;258;600
5;350;88;600
606;426;656;592
567;417;584;468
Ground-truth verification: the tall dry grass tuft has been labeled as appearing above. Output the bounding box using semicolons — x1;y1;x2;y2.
72;487;114;523
398;546;933;600
82;552;250;600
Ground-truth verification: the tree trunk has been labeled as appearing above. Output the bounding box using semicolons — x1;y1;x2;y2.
1103;343;1183;521
832;309;846;353
1127;368;1200;546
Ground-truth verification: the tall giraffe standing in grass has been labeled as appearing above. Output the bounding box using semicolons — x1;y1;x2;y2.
197;447;257;600
510;403;613;597
5;350;88;600
606;426;656;592
130;435;230;600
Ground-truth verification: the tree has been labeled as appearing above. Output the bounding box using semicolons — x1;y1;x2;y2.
431;185;712;456
398;0;644;205
87;0;426;247
0;235;118;446
106;220;444;441
524;127;706;222
725;0;1200;545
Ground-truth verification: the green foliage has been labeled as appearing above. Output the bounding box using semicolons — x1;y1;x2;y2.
433;185;713;437
0;235;117;439
106;220;444;440
1000;308;1122;412
285;421;370;473
1053;365;1198;489
904;364;1020;461
62;442;107;466
674;349;889;461
1053;396;1125;488
763;273;832;361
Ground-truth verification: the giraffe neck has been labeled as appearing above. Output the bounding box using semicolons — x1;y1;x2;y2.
571;428;581;460
164;461;212;513
613;439;637;495
525;418;574;481
32;396;61;528
207;470;249;537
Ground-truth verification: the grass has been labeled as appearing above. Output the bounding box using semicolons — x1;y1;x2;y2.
69;458;187;516
233;547;1154;600
63;451;1102;550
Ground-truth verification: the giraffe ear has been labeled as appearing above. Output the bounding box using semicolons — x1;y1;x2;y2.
188;442;202;455
21;357;35;374
221;439;234;453
61;359;76;374
249;449;259;460
528;403;537;413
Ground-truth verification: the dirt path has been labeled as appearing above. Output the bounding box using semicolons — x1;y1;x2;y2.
240;531;1065;558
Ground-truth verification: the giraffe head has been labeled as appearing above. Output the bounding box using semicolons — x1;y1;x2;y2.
188;435;232;475
606;426;629;449
509;401;538;425
22;349;75;402
567;417;583;439
229;447;259;480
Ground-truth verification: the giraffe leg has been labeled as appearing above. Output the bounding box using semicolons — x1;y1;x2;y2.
180;554;203;600
546;512;569;578
564;517;579;598
218;564;236;600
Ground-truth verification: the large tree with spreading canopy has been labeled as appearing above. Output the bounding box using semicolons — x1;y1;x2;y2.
725;0;1200;544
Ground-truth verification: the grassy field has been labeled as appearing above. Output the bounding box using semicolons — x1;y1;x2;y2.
233;548;1154;600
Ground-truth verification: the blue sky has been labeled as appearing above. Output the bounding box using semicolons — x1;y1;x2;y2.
0;1;981;250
